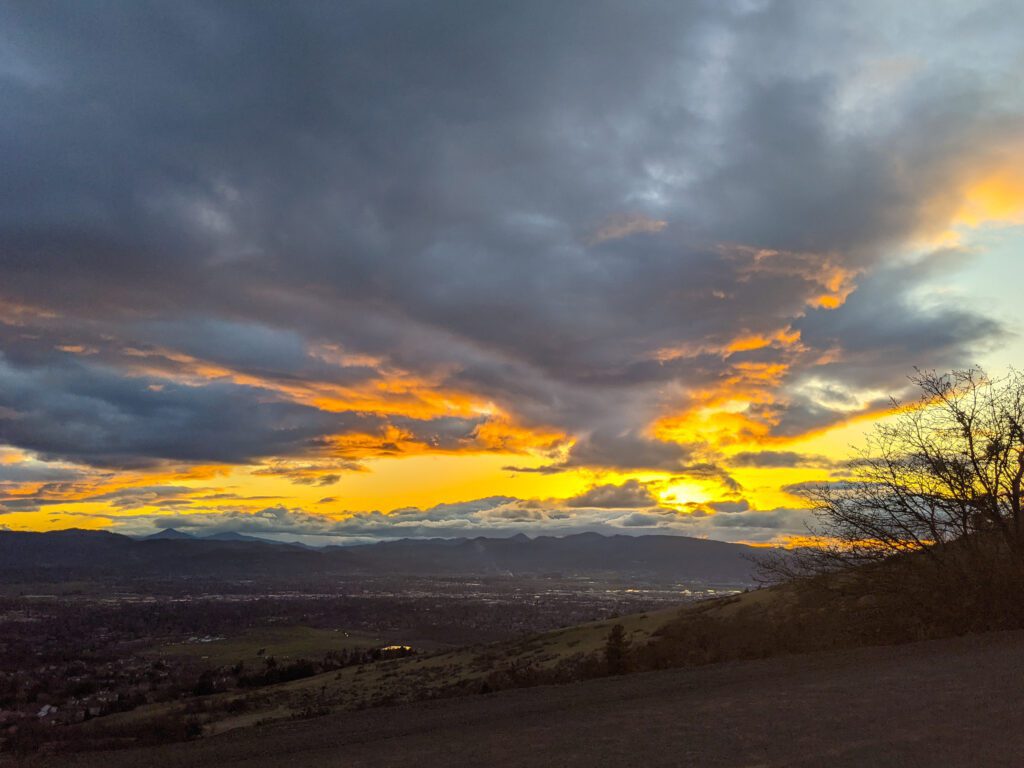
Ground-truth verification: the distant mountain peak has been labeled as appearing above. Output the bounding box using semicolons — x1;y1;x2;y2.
203;531;260;542
144;528;196;540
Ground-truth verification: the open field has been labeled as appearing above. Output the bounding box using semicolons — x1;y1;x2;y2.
149;626;390;668
26;630;1024;768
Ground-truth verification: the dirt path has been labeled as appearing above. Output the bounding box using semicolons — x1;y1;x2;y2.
32;631;1024;767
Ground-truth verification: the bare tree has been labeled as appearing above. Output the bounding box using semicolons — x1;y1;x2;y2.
759;368;1024;585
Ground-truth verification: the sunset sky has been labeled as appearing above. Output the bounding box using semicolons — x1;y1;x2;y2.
2;1;1023;545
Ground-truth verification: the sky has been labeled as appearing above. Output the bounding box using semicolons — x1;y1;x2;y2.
2;0;1024;545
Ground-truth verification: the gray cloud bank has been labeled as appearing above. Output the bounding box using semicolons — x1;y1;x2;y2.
112;494;811;546
0;1;1020;479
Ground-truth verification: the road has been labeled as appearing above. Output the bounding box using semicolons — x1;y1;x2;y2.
33;631;1024;767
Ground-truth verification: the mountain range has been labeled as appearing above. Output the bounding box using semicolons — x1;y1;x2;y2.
0;529;765;583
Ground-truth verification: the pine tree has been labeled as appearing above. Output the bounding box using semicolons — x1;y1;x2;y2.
604;623;629;675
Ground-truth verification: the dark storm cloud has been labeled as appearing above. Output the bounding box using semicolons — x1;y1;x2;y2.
707;500;751;514
1;479;287;515
504;430;705;476
0;353;482;468
0;463;91;484
561;431;697;472
727;451;835;469
252;460;366;482
565;479;659;509
136;318;380;387
709;507;812;534
0;1;1020;471
83;485;200;510
675;464;744;494
0;353;364;467
781;479;859;497
291;474;341;487
792;251;1006;393
758;251;1008;439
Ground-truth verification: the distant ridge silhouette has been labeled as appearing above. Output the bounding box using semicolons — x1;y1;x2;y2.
0;529;765;583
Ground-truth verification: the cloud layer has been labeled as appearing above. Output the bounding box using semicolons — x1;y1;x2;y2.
108;490;811;546
1;1;1021;540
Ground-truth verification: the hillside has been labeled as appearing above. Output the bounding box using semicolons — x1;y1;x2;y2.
42;558;970;746
24;630;1024;768
28;593;763;744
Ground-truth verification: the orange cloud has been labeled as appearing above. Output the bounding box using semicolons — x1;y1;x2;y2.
118;343;499;426
740;533;833;549
110;340;573;465
0;299;59;326
654;325;802;362
726;327;802;354
472;417;567;454
956;171;1024;228
724;245;860;311
0;449;27;465
0;458;233;512
653;335;806;452
925;144;1024;247
589;213;668;244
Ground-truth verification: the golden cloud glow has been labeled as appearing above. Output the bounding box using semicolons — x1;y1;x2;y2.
0;287;923;548
0;204;1010;547
926;148;1024;247
955;170;1024;228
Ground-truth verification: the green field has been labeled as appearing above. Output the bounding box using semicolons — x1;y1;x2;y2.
151;626;387;667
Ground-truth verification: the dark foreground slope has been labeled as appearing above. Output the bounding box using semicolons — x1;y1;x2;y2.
33;630;1024;768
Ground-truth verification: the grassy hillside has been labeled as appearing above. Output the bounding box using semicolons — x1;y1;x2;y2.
48;599;732;747
23;631;1024;768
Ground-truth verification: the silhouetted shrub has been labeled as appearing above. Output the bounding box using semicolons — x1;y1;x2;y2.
604;623;630;674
